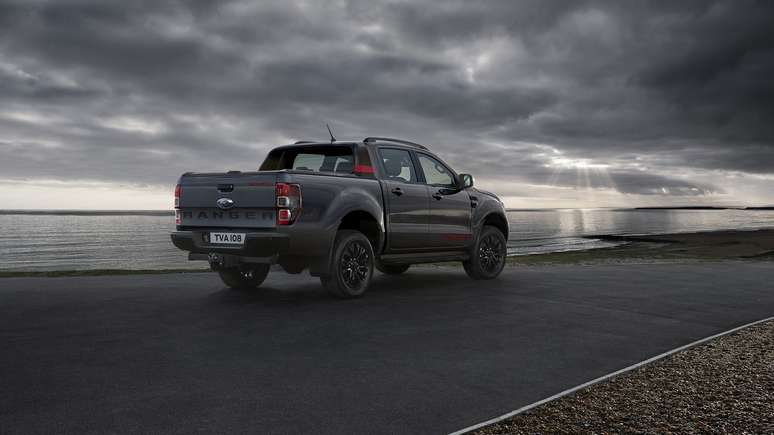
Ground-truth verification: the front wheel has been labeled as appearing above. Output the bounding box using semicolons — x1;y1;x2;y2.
321;230;374;298
218;265;270;290
463;225;507;280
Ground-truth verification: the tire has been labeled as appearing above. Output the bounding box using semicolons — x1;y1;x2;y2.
218;264;270;290
463;225;507;280
375;262;410;275
321;230;374;298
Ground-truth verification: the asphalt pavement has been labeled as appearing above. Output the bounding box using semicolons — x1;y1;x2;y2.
1;262;773;434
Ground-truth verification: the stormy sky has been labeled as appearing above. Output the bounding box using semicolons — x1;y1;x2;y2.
1;0;773;209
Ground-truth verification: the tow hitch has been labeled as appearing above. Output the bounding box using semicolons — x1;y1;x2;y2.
208;252;238;271
208;253;223;271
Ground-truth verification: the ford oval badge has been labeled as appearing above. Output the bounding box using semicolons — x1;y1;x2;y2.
216;197;235;210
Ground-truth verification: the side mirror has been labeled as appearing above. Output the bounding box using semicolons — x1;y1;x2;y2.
459;173;474;189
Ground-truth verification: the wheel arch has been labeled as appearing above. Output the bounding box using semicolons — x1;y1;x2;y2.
337;210;384;253
481;212;509;241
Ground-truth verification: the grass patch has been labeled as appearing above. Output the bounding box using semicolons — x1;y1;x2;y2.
424;243;692;268
0;268;209;278
504;244;675;266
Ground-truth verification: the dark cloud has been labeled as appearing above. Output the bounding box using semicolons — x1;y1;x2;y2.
0;0;772;203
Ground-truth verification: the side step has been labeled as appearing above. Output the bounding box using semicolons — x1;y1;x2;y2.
379;251;469;265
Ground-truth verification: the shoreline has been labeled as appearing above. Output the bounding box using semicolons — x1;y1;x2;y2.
0;209;173;216
508;228;774;266
1;228;772;278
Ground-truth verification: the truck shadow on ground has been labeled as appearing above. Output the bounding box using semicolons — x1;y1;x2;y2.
206;268;480;306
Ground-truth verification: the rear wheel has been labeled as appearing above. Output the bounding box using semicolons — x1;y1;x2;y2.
463;225;507;280
321;230;374;298
218;265;270;290
375;262;410;275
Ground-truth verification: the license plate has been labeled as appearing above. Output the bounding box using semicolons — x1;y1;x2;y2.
209;232;246;245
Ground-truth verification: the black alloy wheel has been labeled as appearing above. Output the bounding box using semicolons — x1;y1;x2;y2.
321;230;374;298
463;225;507;280
339;239;371;289
478;232;505;273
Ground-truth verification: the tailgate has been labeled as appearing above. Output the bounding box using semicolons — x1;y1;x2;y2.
178;172;277;229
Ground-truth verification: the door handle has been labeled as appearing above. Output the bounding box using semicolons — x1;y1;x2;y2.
432;192;443;200
391;187;403;196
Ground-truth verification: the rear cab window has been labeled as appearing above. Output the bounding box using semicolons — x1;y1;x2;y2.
260;145;354;174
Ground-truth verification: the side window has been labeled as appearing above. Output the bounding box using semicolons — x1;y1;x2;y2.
379;148;417;183
418;154;455;187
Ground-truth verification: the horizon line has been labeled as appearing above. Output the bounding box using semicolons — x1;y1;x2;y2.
1;205;773;216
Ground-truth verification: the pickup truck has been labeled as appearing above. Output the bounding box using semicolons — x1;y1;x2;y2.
171;137;509;298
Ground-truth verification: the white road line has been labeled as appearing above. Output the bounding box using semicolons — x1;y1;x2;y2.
448;315;774;435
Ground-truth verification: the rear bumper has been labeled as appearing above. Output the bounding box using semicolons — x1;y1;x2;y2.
170;230;290;263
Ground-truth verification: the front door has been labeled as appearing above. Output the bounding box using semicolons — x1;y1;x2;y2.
415;152;473;249
378;148;429;251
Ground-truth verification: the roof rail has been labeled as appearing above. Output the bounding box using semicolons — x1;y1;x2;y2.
294;140;316;144
363;137;428;150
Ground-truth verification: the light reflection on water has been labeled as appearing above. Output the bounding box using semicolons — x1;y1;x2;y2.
506;208;774;255
1;209;773;271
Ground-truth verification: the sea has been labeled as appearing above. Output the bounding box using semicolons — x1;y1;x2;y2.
1;208;774;271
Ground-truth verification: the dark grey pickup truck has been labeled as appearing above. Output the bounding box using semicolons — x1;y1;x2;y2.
171;137;509;298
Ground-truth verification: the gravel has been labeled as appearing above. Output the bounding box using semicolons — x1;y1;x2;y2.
474;320;774;434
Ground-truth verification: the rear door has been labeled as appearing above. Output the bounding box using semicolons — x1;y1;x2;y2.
415;152;472;249
377;148;430;251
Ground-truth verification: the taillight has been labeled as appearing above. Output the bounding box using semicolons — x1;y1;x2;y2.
174;184;182;225
277;209;291;223
174;184;181;208
275;182;301;225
